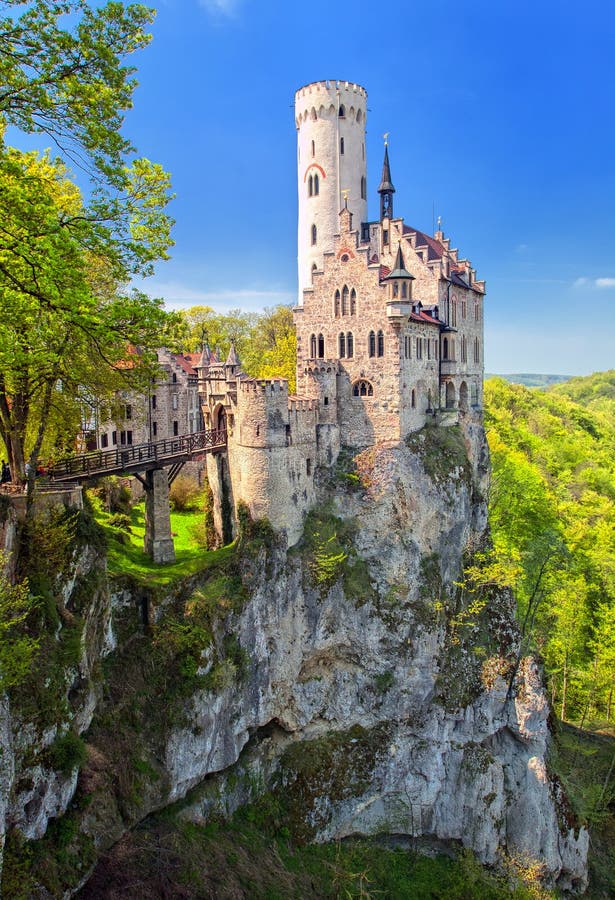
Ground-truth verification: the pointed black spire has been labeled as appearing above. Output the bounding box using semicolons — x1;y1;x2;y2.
378;142;395;221
386;244;413;280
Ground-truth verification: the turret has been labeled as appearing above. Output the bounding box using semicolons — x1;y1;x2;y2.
378;141;395;222
295;80;368;301
384;244;414;325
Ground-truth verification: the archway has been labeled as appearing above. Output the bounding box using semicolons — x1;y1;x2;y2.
445;382;456;409
459;381;468;411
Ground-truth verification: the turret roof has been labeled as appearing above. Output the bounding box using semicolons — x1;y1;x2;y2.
384;244;414;280
378;144;395;194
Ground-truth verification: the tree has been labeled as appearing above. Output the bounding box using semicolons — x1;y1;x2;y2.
0;143;172;480
0;1;174;481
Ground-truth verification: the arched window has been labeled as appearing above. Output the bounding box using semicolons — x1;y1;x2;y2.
339;332;346;358
308;174;313;197
360;175;366;199
474;300;480;322
411;389;416;408
311;139;315;157
461;335;467;363
314;173;319;195
442;337;449;360
310;107;317;121
368;331;376;358
350;288;356;315
401;282;407;298
342;285;349;315
471;383;479;406
415;336;422;360
340;137;345;155
334;289;341;317
347;332;354;358
311;224;317;245
459;381;469;410
451;299;457;327
377;330;384;357
310;334;317;358
474;337;480;363
339;104;346;118
353;379;373;397
317;333;325;358
461;298;467;318
311;263;317;281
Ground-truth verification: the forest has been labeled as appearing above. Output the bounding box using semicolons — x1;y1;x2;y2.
484;372;615;726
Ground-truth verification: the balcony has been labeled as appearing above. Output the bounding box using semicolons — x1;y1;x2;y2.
440;359;457;375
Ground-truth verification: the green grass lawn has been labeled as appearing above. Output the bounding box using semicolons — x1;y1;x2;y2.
90;493;231;588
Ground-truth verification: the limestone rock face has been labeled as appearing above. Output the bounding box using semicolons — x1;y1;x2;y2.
0;424;589;893
165;428;587;892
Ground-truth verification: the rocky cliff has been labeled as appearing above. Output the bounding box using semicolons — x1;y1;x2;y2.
0;422;588;895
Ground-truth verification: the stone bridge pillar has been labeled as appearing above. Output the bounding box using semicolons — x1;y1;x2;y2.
144;468;175;564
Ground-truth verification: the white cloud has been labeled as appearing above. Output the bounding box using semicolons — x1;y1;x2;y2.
573;276;615;289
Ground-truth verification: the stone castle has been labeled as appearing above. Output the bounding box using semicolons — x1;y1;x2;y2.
198;80;486;546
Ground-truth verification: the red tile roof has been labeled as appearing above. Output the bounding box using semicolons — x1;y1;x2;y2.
402;225;444;260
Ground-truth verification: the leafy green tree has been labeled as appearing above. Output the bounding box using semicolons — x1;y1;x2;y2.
0;1;174;481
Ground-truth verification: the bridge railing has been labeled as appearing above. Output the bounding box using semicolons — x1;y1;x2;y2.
49;429;227;480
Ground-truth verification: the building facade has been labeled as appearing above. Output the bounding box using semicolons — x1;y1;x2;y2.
197;80;486;547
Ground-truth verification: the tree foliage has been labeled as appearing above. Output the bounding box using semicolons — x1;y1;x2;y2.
176;303;297;391
484;375;615;723
0;1;174;480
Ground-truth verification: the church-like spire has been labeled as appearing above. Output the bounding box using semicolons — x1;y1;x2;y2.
226;342;241;368
378;139;395;221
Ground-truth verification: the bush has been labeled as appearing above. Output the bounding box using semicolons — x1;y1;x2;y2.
92;476;132;514
47;731;87;775
169;475;201;512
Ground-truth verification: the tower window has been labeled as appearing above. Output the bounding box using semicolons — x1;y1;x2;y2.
442;337;449;360
350;288;356;315
393;282;399;298
361;175;366;199
318;333;325;358
377;330;384;357
383;229;389;246
308;174;313;196
311;139;315;157
368;330;376;358
342;284;349;315
346;332;354;358
411;389;416;408
339;332;346;358
311;224;317;245
474;337;480;363
401;282;407;298
334;289;341;317
474;300;480;321
310;333;317;357
339;104;345;118
311;263;317;281
314;173;319;195
340;137;344;154
173;421;179;436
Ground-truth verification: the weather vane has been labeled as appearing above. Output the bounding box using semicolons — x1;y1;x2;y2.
341;188;349;207
383;132;389;146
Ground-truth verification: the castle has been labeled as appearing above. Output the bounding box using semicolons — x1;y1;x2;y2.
198;80;486;546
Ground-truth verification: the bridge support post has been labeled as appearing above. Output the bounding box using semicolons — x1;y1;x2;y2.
144;468;175;564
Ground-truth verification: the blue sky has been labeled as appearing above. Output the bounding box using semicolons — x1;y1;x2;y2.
59;2;615;373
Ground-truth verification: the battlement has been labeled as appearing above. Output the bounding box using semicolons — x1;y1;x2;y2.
238;377;288;397
288;395;318;413
295;80;367;101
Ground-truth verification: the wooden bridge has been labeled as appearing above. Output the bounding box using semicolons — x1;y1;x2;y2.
47;428;227;565
48;428;227;483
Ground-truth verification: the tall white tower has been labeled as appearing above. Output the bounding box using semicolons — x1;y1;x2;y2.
295;80;368;301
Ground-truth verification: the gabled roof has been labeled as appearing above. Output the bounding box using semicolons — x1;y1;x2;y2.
402;224;444;261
